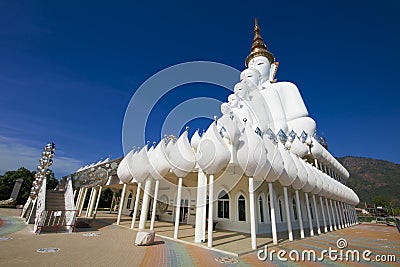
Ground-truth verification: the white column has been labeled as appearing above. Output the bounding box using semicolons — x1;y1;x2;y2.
295;190;305;238
344;202;349;227
329;199;337;230
283;187;293;241
334;201;341;229
202;175;207;242
117;184;127;225
207;174;214;248
73;189;78;200
195;170;207;243
337;201;346;229
325;198;333;231
350;205;354;225
150;179;160;230
174;177;183;239
78;188;88;216
335;201;342;229
312;195;321;234
88;187;98;217
110;191;115;213
343;203;348;227
319;196;327;233
349;205;353;225
346;204;351;225
345;203;350;226
93;186;102;219
305;192;314;236
131;182;141;229
77;187;85;215
269;182;278;245
139;178;153;230
75;188;83;211
85;187;95;217
249;177;257;249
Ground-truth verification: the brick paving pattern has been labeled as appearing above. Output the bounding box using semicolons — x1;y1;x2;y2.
1;208;399;266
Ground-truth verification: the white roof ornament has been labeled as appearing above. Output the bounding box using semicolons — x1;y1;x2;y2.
310;137;350;179
290;156;307;191
217;113;241;146
149;140;171;180
310;166;323;195
262;134;284;182
127;145;150;183
237;123;270;180
301;161;317;193
275;141;297;186
190;129;201;151
168;131;196;178
196;121;230;175
117;152;133;184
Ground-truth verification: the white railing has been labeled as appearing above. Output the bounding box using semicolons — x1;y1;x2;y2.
64;176;76;233
33;177;47;234
20;197;32;219
36;209;77;233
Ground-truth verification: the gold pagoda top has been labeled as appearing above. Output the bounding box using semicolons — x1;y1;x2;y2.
245;18;275;67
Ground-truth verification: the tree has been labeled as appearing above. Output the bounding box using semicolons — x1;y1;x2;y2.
0;167;59;205
99;188;114;209
0;167;35;205
371;196;389;207
46;170;59;190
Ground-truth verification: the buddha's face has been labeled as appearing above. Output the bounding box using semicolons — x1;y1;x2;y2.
228;94;239;108
240;68;261;88
249;56;271;82
220;102;231;114
234;82;249;100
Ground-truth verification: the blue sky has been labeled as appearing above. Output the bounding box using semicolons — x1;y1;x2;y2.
0;1;399;178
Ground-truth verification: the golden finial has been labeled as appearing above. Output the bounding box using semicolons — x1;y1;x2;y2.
245;18;275;67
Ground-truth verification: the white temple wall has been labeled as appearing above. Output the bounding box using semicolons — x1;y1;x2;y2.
142;172;330;234
121;185;137;216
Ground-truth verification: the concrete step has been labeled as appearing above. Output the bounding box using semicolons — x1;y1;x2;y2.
45;191;66;211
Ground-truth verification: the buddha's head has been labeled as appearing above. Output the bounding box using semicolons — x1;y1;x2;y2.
245;19;275;84
234;82;250;101
228;94;239;108
248;56;271;83
240;68;261;88
220;102;231;115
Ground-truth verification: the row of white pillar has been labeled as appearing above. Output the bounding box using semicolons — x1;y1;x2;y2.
192;170;358;250
247;183;358;249
74;185;103;219
74;175;358;251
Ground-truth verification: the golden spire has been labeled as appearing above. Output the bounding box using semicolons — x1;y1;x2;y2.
245;18;275;67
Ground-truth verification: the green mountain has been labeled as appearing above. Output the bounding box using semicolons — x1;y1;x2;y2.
337;156;400;208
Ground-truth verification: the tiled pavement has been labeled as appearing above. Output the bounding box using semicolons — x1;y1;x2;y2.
1;208;399;266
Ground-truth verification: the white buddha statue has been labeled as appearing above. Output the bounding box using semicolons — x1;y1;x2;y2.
233;81;273;133
240;68;260;88
227;93;253;132
240;67;288;134
245;19;316;136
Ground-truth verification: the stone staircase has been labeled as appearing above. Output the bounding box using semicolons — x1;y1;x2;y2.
41;190;67;232
46;190;65;210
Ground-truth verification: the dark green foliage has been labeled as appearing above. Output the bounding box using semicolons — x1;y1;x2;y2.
338;156;400;208
98;188;113;208
0;167;34;205
0;167;59;205
46;170;59;190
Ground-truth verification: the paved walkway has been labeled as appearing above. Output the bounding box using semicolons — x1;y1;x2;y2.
1;208;399;266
